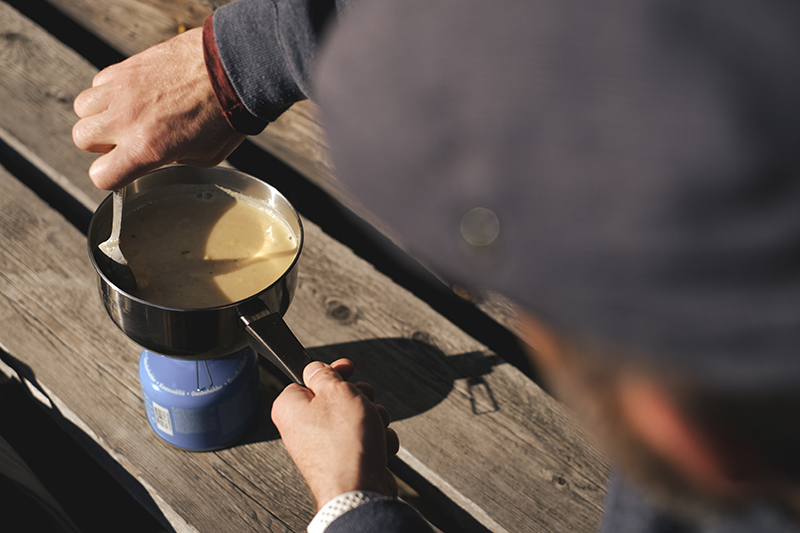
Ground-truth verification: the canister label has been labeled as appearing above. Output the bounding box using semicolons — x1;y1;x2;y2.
139;348;261;451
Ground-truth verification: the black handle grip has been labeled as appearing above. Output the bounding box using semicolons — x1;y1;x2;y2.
241;312;313;385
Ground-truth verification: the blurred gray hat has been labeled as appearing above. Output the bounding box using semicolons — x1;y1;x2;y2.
316;0;800;390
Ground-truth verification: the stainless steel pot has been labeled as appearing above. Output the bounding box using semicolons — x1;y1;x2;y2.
87;166;312;384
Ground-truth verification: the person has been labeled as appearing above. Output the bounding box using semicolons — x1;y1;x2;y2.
72;0;800;532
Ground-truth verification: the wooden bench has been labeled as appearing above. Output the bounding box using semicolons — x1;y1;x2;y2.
0;1;610;531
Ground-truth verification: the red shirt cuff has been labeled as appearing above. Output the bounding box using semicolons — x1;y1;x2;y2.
203;14;268;136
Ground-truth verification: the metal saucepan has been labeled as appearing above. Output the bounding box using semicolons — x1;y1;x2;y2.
87;166;313;384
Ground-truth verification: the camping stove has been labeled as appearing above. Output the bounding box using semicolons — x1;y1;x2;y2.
138;346;262;451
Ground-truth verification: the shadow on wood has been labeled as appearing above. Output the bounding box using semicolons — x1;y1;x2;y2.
0;349;173;532
325;339;502;423
247;338;505;533
248;338;503;443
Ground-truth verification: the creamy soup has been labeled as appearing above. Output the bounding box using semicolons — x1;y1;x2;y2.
120;186;298;308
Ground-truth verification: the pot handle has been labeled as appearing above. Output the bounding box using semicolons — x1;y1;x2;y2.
240;310;313;386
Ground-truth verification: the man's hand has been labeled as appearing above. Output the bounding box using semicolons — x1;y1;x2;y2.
72;27;246;190
272;359;400;510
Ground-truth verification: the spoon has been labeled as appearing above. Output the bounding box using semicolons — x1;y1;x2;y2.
97;188;138;293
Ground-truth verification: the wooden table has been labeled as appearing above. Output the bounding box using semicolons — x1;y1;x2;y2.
0;1;610;531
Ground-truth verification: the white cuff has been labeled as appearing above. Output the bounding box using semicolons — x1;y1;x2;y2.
307;490;391;533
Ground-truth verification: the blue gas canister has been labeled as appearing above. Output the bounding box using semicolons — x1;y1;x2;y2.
138;347;262;451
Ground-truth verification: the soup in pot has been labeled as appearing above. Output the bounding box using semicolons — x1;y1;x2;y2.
120;185;298;308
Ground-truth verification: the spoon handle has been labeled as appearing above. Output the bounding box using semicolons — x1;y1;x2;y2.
110;188;125;248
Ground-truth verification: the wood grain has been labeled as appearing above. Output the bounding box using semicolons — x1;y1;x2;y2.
0;2;610;532
0;161;307;532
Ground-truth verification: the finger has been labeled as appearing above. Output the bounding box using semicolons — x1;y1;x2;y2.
88;146;163;190
271;383;314;428
329;358;355;381
375;404;391;427
72;114;116;154
92;63;121;87
354;381;376;403
278;382;314;402
303;361;345;391
176;133;246;169
385;428;400;458
74;85;112;118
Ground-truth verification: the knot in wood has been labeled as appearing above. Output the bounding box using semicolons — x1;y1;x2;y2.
46;87;71;105
411;331;433;345
2;32;23;43
552;474;569;491
325;299;357;324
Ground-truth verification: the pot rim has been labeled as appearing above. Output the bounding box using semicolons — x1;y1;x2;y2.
87;165;305;313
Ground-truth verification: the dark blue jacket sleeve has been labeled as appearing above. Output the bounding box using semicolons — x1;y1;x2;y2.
326;499;435;533
600;471;800;533
212;0;352;123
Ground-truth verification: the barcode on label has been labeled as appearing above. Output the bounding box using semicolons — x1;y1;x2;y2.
153;401;173;436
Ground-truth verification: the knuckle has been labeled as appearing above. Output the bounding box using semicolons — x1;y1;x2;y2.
72;91;86;115
72;121;91;150
87;159;118;190
87;167;110;190
93;64;116;86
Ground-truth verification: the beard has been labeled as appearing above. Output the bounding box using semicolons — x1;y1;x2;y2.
536;350;744;523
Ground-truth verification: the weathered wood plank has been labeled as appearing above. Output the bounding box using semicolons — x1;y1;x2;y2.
0;154;609;532
0;162;310;532
0;6;106;209
289;234;611;532
0;2;611;532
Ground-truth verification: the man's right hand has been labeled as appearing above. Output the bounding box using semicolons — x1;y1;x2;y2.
272;359;400;510
72;27;246;190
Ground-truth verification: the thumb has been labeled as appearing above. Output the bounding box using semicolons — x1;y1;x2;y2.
271;362;341;431
303;361;344;391
271;381;314;430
